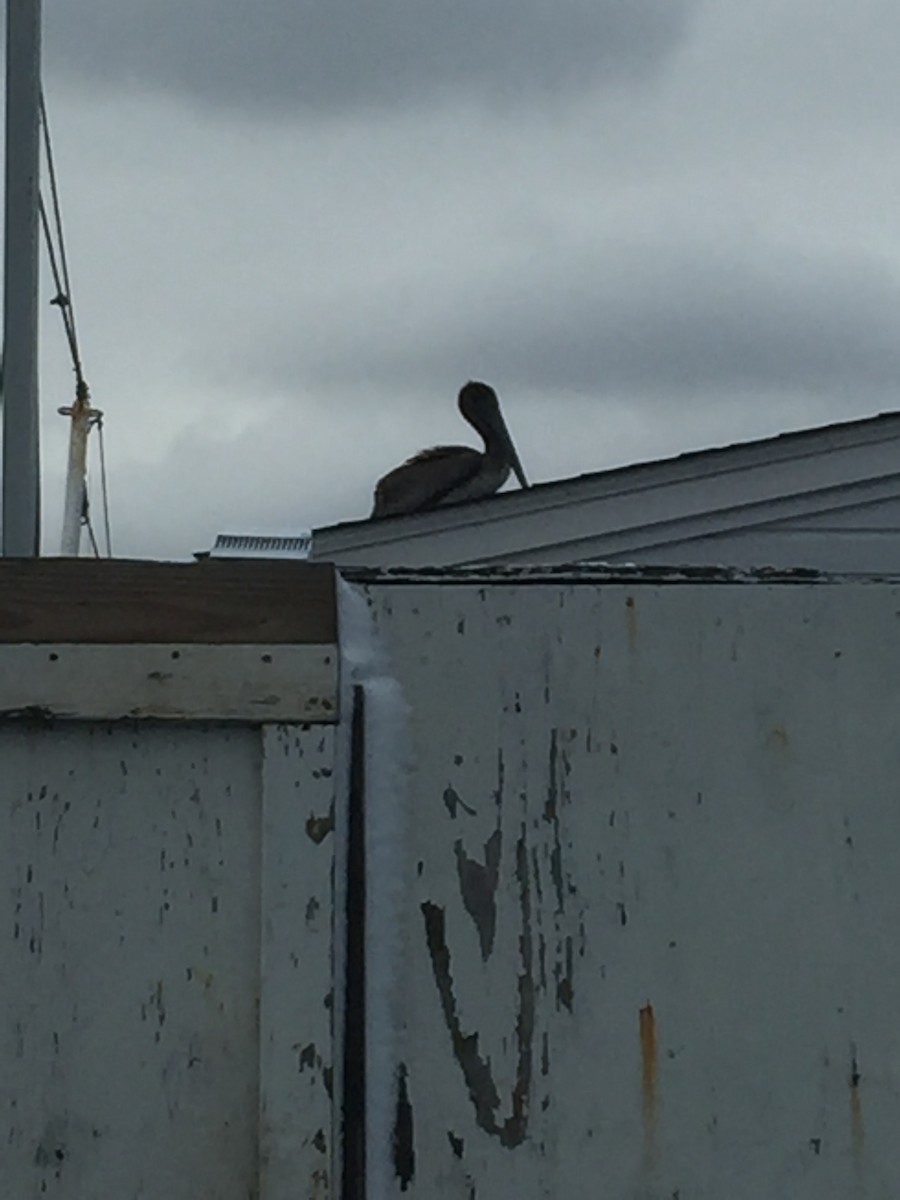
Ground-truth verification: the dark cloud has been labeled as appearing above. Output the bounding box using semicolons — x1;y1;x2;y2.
46;0;695;113
33;2;900;556
257;238;900;405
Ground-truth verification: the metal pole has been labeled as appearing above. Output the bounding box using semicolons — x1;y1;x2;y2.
2;0;42;557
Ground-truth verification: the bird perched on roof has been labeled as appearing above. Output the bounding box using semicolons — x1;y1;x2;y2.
371;381;529;519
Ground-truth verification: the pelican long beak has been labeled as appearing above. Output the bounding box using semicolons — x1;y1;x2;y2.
497;419;529;490
508;439;529;489
476;394;530;491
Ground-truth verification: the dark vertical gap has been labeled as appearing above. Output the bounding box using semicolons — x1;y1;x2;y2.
343;684;367;1200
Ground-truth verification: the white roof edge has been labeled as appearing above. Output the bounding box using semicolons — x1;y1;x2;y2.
312;410;900;557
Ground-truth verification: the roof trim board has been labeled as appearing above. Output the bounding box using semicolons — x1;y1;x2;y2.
313;410;900;565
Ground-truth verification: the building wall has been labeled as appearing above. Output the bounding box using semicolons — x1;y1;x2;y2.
7;562;900;1198
363;574;900;1199
0;559;339;1200
0;720;337;1200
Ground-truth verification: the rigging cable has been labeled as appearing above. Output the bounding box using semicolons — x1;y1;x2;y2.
38;91;112;555
96;413;112;557
37;195;79;370
82;490;102;559
39;92;82;383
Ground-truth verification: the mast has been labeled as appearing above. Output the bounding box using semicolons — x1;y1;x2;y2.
2;0;42;556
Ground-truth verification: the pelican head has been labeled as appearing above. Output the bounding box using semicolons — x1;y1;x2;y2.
458;381;529;490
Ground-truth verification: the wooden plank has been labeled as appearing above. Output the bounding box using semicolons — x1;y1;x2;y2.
259;725;337;1200
0;643;338;722
0;559;336;644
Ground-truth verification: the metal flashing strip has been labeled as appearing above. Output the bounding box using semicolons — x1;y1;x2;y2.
342;684;367;1200
0;643;338;722
338;563;896;586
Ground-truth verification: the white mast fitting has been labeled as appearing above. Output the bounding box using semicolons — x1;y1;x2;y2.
58;383;99;556
2;0;43;556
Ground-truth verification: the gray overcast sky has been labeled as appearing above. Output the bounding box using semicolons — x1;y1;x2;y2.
18;0;900;556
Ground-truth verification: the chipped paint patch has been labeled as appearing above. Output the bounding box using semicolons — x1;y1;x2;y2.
455;829;502;961
421;829;534;1148
393;1064;415;1191
305;811;334;844
444;785;477;819
625;595;638;652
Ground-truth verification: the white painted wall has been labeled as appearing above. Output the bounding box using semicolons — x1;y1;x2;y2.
1;720;336;1200
8;571;900;1200
362;576;900;1199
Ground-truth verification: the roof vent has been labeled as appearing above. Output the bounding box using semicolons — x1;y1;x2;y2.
206;531;312;559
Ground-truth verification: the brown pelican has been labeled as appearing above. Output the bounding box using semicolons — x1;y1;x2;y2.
371;381;529;518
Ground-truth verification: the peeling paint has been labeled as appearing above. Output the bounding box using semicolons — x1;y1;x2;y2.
444;786;477;819
455;829;502;961
421;830;534;1148
555;936;574;1012
305;811;334;844
393;1063;415;1191
544;730;566;914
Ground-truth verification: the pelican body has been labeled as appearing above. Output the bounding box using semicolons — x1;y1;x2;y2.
371;381;529;519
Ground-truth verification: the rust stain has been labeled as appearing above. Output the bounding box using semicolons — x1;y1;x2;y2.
305;810;334;844
639;1002;658;1168
850;1052;864;1165
625;595;638;652
309;1167;329;1200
